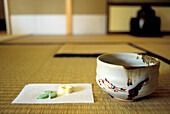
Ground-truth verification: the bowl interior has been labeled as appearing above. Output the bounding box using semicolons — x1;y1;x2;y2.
98;53;159;67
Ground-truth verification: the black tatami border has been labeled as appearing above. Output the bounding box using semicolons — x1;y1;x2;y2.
128;43;170;64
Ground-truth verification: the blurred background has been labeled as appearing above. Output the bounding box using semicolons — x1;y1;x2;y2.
0;0;170;36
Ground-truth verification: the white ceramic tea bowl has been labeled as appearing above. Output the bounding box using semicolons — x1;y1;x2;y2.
96;53;160;101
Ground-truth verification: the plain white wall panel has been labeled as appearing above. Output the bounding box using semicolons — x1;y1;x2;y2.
11;15;66;35
35;15;66;35
73;15;106;35
11;15;36;34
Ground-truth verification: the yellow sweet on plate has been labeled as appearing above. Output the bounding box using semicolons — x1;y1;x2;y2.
57;85;73;94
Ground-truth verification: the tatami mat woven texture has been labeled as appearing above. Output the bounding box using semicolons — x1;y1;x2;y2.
0;35;170;113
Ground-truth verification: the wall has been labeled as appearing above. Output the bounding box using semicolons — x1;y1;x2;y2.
9;0;65;14
9;0;107;35
109;6;170;32
108;0;170;3
9;0;66;35
8;0;170;35
153;6;170;32
109;6;140;32
73;0;106;35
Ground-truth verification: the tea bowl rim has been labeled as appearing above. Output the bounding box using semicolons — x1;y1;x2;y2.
97;53;160;69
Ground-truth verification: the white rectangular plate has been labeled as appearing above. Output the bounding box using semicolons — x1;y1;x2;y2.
12;83;94;104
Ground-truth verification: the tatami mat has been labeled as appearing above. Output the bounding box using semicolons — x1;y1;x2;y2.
0;45;62;77
4;35;170;44
57;44;145;54
5;35;68;44
0;57;170;113
0;34;29;42
132;43;170;60
0;35;170;113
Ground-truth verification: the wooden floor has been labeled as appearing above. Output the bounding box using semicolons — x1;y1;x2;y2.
0;35;170;113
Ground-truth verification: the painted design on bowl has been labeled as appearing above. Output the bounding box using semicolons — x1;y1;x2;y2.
98;78;126;92
128;77;149;100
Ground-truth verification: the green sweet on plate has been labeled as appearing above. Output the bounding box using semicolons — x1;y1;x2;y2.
37;91;57;100
37;94;49;99
49;93;57;99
